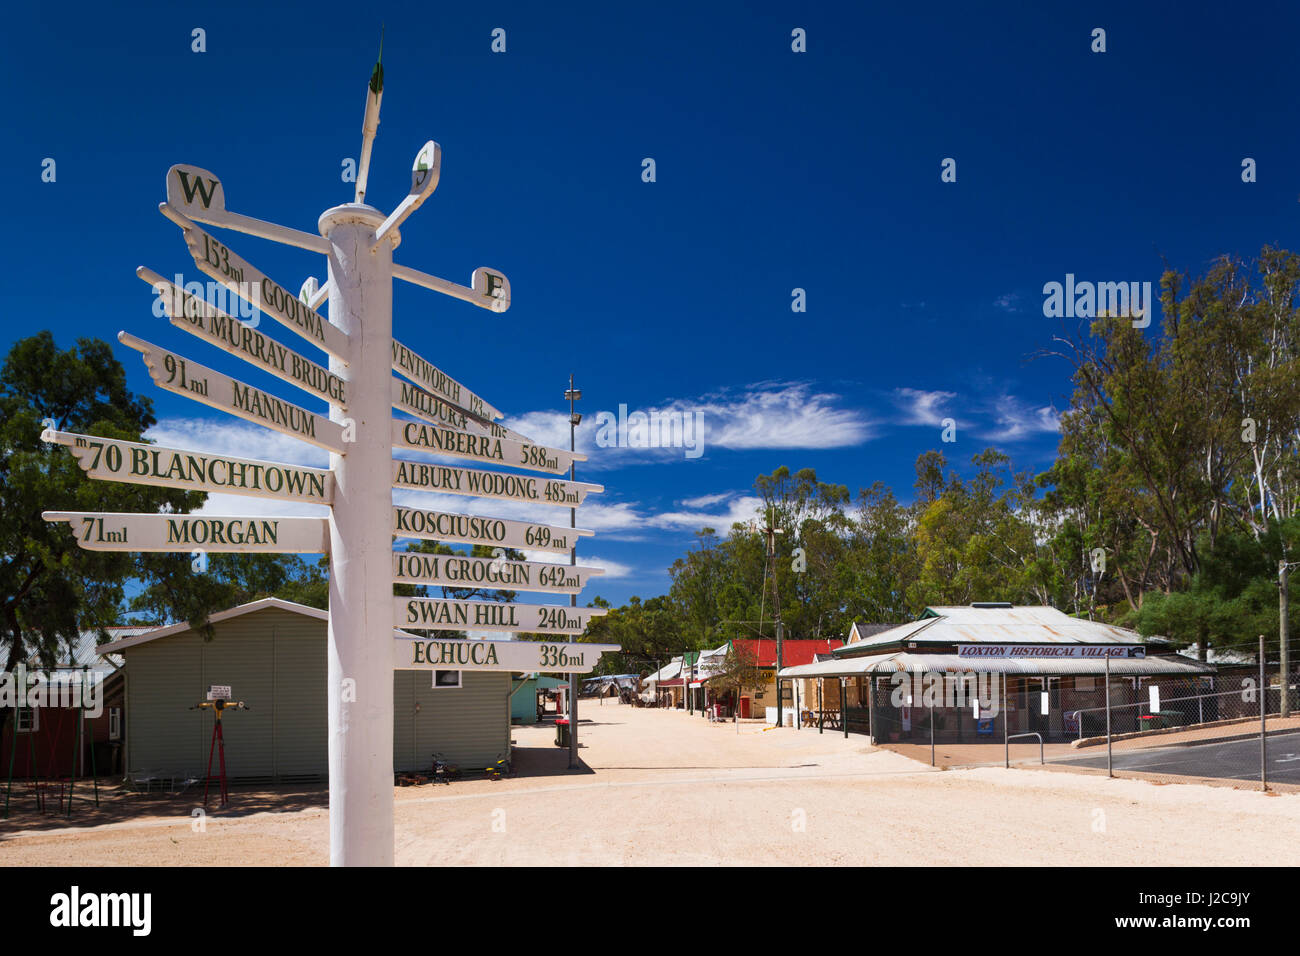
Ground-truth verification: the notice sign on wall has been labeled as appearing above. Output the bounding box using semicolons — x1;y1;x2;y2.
956;645;1146;659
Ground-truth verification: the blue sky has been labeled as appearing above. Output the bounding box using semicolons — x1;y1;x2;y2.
4;1;1299;608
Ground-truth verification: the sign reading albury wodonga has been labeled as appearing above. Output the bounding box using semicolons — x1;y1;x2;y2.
42;511;329;553
393;636;618;673
392;550;602;595
394;596;607;634
392;505;591;554
139;267;347;408
120;332;346;454
392;459;601;507
392;419;580;475
44;430;333;503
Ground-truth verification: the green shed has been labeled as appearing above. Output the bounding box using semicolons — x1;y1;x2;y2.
510;674;568;724
102;598;512;783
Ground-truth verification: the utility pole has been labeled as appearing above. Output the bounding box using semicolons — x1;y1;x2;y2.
761;507;785;728
566;375;582;769
1281;559;1290;718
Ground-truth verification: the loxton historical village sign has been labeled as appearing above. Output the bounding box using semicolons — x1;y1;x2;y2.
41;58;616;867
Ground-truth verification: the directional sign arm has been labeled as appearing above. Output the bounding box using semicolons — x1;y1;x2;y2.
392;459;602;507
395;597;607;635
373;140;441;247
160;203;351;360
393;550;603;595
392;377;535;445
43;512;330;553
391;339;504;421
119;331;347;454
391;264;510;313
393;506;593;554
166;164;330;254
45;429;334;504
393;637;619;674
392;419;582;475
138;267;348;409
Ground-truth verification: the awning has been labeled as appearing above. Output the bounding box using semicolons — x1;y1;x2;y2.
779;652;1215;680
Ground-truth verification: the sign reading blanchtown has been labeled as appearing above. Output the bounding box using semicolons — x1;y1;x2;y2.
393;636;618;673
44;430;333;503
394;596;607;634
955;644;1147;659
42;512;329;552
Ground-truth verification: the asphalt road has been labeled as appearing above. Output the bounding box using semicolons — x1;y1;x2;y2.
1059;729;1300;784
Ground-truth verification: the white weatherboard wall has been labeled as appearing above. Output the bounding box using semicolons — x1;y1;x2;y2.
122;606;510;779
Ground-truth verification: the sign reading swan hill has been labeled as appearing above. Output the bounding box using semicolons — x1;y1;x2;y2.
392;505;591;554
391;459;601;506
395;596;607;634
392;550;602;595
42;69;618;867
394;637;618;674
42;512;329;552
44;430;333;503
119;331;347;454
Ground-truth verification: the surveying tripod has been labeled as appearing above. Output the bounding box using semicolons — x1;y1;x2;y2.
192;699;247;807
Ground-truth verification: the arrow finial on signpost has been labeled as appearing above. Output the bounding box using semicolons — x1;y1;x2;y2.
356;28;385;204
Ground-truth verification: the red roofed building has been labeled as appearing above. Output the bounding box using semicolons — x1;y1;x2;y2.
726;639;843;721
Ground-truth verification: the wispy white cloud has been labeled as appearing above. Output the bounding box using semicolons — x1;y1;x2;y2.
146;418;329;469
680;491;733;508
506;382;871;469
892;388;957;426
647;495;764;532
978;395;1061;441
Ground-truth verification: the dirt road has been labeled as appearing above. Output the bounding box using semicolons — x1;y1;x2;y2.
3;702;1295;866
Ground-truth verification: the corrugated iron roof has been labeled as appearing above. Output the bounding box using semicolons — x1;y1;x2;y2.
781;651;1215;679
836;605;1148;656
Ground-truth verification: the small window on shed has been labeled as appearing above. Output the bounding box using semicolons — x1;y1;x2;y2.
432;670;462;689
109;707;122;740
16;707;38;733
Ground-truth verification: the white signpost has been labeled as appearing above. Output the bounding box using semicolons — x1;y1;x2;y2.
40;60;618;867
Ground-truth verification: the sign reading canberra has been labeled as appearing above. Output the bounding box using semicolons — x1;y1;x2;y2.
39;57;618;868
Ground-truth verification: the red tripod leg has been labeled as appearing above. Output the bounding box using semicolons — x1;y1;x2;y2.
216;722;229;807
203;719;220;808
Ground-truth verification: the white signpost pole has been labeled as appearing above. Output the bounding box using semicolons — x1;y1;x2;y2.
321;203;395;867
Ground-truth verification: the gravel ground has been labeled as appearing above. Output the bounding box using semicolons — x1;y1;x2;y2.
2;701;1296;866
